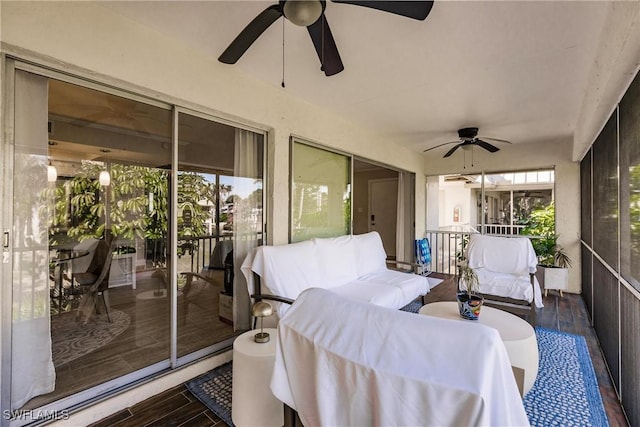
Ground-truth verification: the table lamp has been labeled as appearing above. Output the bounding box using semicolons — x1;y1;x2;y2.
252;301;273;343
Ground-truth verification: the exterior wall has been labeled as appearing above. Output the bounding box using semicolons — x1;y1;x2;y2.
425;139;582;294
438;180;473;230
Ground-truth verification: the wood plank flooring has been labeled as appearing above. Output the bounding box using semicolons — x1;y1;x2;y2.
25;269;236;410
92;273;629;427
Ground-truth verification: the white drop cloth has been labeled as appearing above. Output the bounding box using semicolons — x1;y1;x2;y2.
271;288;529;427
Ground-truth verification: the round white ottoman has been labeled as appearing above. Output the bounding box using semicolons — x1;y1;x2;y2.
232;328;283;427
419;301;539;395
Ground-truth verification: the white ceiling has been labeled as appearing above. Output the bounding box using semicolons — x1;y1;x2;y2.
97;1;630;158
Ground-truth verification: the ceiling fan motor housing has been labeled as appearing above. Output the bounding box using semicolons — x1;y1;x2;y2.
458;127;479;141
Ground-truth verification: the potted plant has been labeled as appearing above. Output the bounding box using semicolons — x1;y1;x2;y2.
456;263;483;320
521;203;572;296
539;239;572;296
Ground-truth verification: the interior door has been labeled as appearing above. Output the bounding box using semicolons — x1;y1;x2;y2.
368;178;398;257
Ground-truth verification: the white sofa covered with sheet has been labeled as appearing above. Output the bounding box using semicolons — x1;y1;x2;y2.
241;232;435;319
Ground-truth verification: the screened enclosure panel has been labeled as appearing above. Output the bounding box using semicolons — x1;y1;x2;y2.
580;150;592;247
592;113;619;270
581;244;593;316
619;71;640;291
593;258;620;390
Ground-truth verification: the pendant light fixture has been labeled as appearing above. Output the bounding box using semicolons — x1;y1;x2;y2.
99;149;111;186
47;161;57;183
48;141;58;183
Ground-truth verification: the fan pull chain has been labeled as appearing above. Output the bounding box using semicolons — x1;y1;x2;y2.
471;146;474;167
281;17;286;88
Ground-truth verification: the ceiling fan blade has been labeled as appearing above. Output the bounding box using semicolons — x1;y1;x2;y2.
307;16;344;76
423;140;459;152
475;139;500;153
481;136;512;144
331;0;434;20
218;5;282;64
444;144;461;158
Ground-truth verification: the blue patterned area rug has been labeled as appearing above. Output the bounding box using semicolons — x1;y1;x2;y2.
525;327;608;427
185;326;608;427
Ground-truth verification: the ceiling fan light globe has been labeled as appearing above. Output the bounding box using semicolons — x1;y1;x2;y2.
462;144;473;151
283;1;323;26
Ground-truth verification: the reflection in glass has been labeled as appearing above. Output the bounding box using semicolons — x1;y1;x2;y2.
12;73;264;413
291;142;351;242
175;113;263;356
17;77;172;410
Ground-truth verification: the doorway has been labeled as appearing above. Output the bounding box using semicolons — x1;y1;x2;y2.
352;159;413;261
368;178;398;257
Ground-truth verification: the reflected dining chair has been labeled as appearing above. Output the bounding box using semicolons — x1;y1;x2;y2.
75;238;114;324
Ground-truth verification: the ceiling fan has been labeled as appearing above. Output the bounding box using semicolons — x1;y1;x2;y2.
424;127;512;158
218;0;434;76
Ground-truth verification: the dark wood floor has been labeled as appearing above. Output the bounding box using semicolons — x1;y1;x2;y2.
92;273;629;427
25;269;235;410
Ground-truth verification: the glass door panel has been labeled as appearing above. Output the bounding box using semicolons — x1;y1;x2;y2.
291;141;351;242
176;112;263;357
14;75;173;410
8;69;264;414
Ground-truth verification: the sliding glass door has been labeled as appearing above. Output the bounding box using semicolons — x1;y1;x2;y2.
11;73;174;409
4;63;264;415
175;112;263;357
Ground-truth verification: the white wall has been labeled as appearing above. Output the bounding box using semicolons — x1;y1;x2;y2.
425;138;582;294
0;1;427;245
439;180;473;229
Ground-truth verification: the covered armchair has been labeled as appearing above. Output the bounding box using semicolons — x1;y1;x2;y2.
181;239;233;295
461;233;543;325
176;240;234;324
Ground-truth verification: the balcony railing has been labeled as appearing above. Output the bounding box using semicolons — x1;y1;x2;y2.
424;229;541;275
479;224;526;236
178;232;263;273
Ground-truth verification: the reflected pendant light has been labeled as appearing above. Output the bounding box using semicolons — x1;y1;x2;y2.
99;149;111;186
47;161;57;183
99;170;111;186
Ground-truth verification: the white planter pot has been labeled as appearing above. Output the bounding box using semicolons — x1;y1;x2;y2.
542;266;568;296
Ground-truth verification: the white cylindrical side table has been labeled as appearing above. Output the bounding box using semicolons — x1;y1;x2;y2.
419;302;539;395
232;328;283;427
